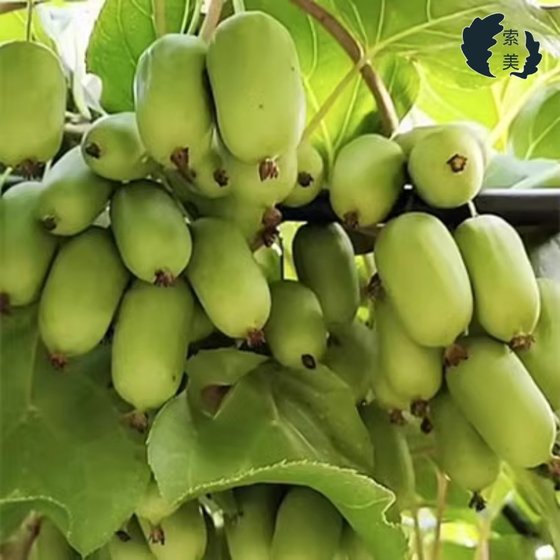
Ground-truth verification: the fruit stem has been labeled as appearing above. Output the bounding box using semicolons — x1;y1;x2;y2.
467;200;478;218
232;0;245;13
0;166;13;193
153;0;166;37
184;0;203;34
431;470;448;560
289;0;399;137
25;0;33;41
199;0;225;42
412;506;426;560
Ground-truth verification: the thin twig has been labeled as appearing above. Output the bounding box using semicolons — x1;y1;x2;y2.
431;471;449;560
199;0;225;42
0;166;13;193
153;0;167;37
412;506;426;560
26;0;33;41
232;0;245;13
289;0;399;137
184;0;202;34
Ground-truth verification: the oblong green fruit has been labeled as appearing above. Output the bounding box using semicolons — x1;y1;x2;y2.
330;134;406;228
139;501;207;560
325;319;377;404
207;12;306;166
393;126;438;157
112;279;193;411
371;368;410;417
336;524;374;560
375;212;473;347
190;298;215;344
293;223;359;327
408;126;484;208
454;214;540;345
361;403;416;512
37;147;115;235
81;112;154;181
447;337;555;468
108;518;155;560
225;485;283;560
264;280;327;369
111;181;192;285
186;218;271;342
29;518;76;560
0;182;58;310
375;295;443;409
431;391;500;493
134;34;213;171
271;487;343;560
226;149;298;206
136;480;179;527
516;278;560;410
39;227;128;363
189;136;232;199
282;141;325;208
0;41;66;168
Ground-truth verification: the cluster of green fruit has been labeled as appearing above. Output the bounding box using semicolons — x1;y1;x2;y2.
13;483;375;560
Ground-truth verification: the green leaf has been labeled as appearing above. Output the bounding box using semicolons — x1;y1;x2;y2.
509;82;560;159
85;0;192;112
149;352;406;558
0;307;150;556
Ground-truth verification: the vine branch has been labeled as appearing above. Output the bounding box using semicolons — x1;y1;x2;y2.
199;0;225;42
153;0;166;37
289;0;399;137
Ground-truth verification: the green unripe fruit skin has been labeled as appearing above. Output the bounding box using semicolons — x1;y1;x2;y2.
361;403;416;511
336;525;374;560
0;42;66;168
226;149;298;206
108;519;156;560
0;182;58;308
136;480;179;526
139;501;207;560
283;141;325;208
293;223;360;327
134;34;214;169
190;298;215;343
375;213;473;347
112;279;193;411
325;319;377;404
330;134;406;227
447;337;555;468
454;214;540;344
271;487;343;560
408;127;484;208
207;12;306;164
371;369;410;413
39;228;128;359
431;391;500;492
393;126;438;157
375;296;443;404
225;485;283;560
186;218;271;340
189;139;232;199
81;112;154;182
516;279;560;410
264;280;327;369
111;181;192;285
37;147;115;235
29;518;76;560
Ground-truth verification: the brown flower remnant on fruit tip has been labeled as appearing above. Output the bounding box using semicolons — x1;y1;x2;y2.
18;158;44;179
343;211;359;230
258;158;279;181
201;384;231;416
262;207;282;229
84;142;102;159
389;409;406;426
49;352;68;370
420;416;433;434
509;334;535;351
444;343;469;368
366;273;383;300
121;410;149;433
261;227;280;248
468;492;486;512
446;153;468;173
301;354;317;369
548;456;560;481
410;399;429;418
149;525;166;545
0;293;11;315
170;147;190;173
154;269;175;287
115;530;131;542
41;215;58;232
213;168;229;187
246;328;266;348
297;171;314;187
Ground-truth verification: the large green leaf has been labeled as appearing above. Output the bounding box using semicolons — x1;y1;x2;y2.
148;350;407;559
85;0;193;112
0;307;150;556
